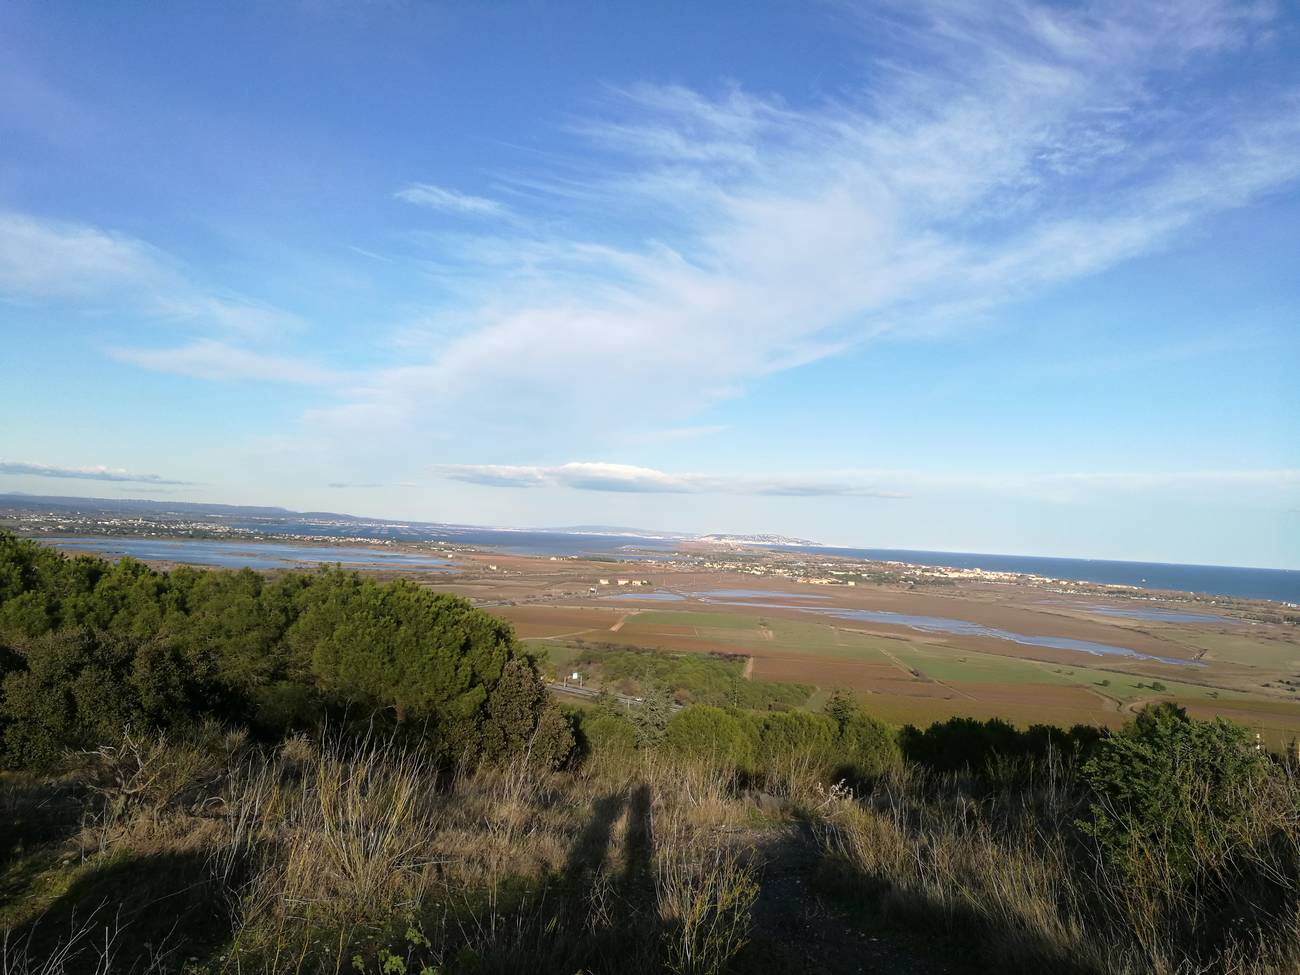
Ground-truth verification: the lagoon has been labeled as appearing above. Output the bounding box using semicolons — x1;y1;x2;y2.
699;596;1200;667
45;537;455;572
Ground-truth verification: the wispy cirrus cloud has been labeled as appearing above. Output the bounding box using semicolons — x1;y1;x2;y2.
296;0;1300;449
0;211;301;338
0;460;191;485
394;182;510;217
110;340;349;385
0;211;160;300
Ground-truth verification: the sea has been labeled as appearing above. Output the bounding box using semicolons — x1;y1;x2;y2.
777;546;1300;604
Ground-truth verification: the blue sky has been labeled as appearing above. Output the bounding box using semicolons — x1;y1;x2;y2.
1;1;1298;568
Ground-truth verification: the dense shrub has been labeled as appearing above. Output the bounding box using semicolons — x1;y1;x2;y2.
899;715;1097;775
755;710;836;774
826;691;901;780
1079;702;1276;882
0;627;206;769
665;705;756;771
571;700;639;759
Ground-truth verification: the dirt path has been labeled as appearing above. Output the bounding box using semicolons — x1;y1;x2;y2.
738;821;973;974
743;655;754;679
609;611;638;633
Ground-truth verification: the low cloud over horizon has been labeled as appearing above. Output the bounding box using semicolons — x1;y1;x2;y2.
0;461;191;486
435;462;1300;505
433;462;910;497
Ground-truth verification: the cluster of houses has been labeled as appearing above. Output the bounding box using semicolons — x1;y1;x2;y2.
596;578;652;587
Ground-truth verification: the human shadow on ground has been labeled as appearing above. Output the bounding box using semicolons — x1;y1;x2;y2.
0;777;87;872
7;849;232;973
732;815;978;975
476;783;662;974
560;790;626;889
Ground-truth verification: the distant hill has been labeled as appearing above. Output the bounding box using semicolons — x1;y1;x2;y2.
0;493;363;521
0;494;823;547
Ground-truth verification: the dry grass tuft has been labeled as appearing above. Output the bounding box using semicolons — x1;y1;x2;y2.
817;759;1300;975
656;822;760;975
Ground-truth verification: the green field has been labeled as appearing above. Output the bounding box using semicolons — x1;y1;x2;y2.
597;610;1287;703
528;605;1300;743
1158;627;1300;670
883;641;1261;703
627;610;897;658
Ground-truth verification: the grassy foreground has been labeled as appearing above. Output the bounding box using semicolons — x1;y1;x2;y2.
2;718;1298;975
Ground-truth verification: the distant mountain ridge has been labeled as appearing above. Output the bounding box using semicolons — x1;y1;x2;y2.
0;493;363;521
0;494;822;546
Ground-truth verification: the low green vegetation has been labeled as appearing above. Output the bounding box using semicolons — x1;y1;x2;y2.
564;644;811;709
571;688;898;785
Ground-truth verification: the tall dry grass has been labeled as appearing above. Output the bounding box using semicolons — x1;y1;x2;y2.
40;723;1300;974
817;757;1300;975
5;728;764;973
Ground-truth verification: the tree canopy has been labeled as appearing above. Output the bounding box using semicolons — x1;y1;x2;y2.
0;532;568;769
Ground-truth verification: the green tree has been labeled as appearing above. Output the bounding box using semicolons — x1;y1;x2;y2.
629;680;674;746
757;710;836;775
0;628;189;769
825;693;900;780
481;657;574;768
573;701;639;761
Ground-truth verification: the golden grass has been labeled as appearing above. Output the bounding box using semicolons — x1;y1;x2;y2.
817;760;1300;975
6;728;1298;975
3;730;768;974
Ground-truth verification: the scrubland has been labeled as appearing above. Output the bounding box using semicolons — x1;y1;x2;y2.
2;531;1298;974
3;713;1299;975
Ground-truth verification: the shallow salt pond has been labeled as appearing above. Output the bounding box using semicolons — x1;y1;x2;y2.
696;597;1201;667
690;588;831;600
1081;604;1230;624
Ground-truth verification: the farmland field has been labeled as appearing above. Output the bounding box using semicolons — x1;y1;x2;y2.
473;566;1300;746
